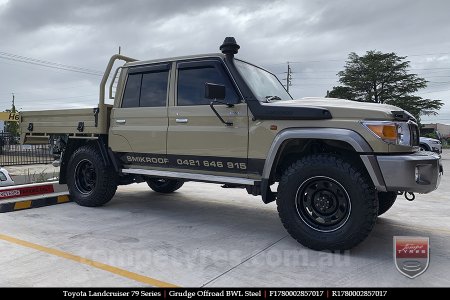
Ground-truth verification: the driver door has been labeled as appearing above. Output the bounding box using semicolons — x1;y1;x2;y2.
166;60;249;176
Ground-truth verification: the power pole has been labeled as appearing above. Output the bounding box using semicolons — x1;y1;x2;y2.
6;92;19;135
284;62;292;93
11;92;17;113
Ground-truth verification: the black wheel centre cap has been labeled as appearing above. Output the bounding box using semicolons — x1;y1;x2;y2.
312;190;337;214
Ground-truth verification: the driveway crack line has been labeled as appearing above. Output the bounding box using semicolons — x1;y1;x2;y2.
201;235;288;287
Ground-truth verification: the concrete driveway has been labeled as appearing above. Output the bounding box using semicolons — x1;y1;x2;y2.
0;151;448;287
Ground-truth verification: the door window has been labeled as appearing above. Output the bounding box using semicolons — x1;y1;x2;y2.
177;63;238;106
140;71;169;107
121;74;141;108
122;68;169;108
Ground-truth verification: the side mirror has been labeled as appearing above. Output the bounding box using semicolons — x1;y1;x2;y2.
205;83;226;100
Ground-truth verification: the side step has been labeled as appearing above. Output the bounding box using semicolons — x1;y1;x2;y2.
122;168;257;186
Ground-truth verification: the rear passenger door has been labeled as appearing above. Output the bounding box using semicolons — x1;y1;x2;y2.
109;64;170;154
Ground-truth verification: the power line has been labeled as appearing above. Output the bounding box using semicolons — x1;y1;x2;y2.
0;51;105;76
417;88;450;95
285;77;450;82
0;51;103;74
0;84;95;96
0;94;97;105
17;102;98;108
0;58;101;79
427;81;450;85
264;50;450;67
269;67;450;75
408;52;450;57
0;55;104;76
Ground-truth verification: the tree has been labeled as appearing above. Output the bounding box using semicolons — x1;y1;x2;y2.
327;51;443;121
326;86;355;100
4;103;20;137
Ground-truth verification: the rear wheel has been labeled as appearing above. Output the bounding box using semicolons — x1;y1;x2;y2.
146;178;184;193
377;192;397;216
277;154;378;250
67;144;117;207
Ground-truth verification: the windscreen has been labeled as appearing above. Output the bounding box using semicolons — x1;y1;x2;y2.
235;60;292;102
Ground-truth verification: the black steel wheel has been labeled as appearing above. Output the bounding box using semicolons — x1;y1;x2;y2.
74;159;96;195
296;176;351;232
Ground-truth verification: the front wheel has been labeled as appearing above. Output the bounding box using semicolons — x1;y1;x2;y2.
146;178;184;193
277;154;378;250
67;144;118;207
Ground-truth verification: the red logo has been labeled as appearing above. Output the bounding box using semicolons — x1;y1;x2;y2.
394;236;429;278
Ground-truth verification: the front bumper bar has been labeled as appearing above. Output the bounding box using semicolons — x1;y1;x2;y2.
376;152;442;193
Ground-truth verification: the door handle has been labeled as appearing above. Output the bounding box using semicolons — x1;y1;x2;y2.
176;118;189;123
116;119;126;124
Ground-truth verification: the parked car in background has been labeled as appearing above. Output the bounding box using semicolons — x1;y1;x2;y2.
419;137;442;154
0;167;14;187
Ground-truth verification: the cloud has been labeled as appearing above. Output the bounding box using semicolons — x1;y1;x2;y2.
0;0;448;122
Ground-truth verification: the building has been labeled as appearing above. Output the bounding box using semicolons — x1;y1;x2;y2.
422;123;450;138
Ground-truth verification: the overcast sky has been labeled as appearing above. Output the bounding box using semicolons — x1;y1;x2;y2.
0;0;449;123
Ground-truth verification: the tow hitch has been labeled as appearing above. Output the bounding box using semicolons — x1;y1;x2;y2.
398;191;416;201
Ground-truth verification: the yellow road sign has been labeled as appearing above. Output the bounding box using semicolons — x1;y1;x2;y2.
0;112;19;122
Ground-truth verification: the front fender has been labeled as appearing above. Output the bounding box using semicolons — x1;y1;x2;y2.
260;128;386;203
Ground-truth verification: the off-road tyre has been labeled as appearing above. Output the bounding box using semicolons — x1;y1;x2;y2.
67;143;118;207
277;154;378;250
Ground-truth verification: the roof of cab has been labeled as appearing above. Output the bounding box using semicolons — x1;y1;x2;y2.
124;53;226;68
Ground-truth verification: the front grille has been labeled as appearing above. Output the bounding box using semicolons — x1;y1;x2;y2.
410;123;419;146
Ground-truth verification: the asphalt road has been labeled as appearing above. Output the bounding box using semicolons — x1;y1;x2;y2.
0;151;448;287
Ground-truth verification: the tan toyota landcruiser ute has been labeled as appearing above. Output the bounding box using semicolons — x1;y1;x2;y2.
21;38;443;250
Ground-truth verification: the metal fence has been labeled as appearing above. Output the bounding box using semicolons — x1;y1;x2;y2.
0;133;54;166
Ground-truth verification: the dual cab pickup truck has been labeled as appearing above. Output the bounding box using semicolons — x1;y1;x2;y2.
20;37;442;250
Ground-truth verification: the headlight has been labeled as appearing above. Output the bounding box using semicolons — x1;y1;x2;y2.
431;140;441;144
362;121;412;145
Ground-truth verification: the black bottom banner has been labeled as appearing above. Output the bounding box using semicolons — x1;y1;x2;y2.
0;287;443;298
